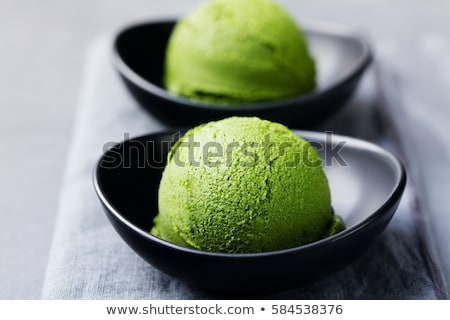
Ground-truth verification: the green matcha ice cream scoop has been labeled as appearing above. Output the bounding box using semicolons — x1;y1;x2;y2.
151;117;344;253
164;0;316;103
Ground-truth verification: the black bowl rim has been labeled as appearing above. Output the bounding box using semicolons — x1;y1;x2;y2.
93;130;406;259
112;18;373;111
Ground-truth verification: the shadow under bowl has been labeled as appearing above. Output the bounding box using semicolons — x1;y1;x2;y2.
93;130;406;294
113;19;372;128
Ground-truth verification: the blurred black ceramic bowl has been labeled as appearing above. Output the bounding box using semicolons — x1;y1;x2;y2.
93;130;406;294
112;19;372;128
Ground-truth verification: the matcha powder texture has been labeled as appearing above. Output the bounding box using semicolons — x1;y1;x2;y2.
151;117;344;253
164;0;316;103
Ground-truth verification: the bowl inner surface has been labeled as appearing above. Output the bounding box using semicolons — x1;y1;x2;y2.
96;130;404;244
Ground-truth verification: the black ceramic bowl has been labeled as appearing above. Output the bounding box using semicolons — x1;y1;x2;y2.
93;130;406;293
113;19;372;128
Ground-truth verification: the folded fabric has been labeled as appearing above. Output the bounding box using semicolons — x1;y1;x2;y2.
41;37;440;299
375;63;450;299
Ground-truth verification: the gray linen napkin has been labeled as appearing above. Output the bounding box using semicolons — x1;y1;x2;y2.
41;37;441;299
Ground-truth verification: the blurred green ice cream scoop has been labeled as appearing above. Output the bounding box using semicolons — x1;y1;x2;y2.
151;117;344;253
164;0;316;103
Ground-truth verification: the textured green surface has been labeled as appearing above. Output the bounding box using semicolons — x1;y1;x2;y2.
151;117;344;253
164;0;316;103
